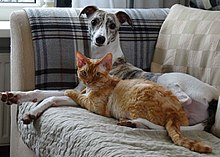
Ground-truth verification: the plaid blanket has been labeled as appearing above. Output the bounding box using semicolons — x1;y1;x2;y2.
190;0;220;10
24;8;169;90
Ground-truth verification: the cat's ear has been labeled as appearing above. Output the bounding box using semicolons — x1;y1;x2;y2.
76;51;88;68
99;53;112;71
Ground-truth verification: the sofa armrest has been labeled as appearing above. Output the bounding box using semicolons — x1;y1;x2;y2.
10;10;35;91
10;10;36;157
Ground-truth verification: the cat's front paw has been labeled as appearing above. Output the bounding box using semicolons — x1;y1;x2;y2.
64;90;79;98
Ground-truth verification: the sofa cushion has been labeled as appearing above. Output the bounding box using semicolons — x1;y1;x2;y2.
151;4;220;93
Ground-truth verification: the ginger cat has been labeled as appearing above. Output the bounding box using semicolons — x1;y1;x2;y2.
64;51;212;153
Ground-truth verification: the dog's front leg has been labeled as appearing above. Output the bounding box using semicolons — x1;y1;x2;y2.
1;90;65;105
22;95;77;124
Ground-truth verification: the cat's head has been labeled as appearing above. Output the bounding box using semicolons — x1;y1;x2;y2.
76;51;112;88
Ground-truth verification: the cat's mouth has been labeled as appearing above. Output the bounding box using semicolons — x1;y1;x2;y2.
84;82;93;87
85;82;102;90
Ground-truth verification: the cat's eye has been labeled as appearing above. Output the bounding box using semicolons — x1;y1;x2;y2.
80;70;87;76
96;72;101;77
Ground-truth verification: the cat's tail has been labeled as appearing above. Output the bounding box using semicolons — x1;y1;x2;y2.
165;116;212;154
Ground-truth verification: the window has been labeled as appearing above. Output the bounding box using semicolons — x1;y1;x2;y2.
0;0;43;20
0;0;36;3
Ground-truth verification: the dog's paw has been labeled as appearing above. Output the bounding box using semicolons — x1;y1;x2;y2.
0;92;21;105
22;112;38;124
117;120;137;128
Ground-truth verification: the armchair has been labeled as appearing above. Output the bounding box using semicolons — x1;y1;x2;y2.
10;4;220;157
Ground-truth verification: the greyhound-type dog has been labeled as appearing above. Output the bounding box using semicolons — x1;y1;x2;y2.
1;6;219;130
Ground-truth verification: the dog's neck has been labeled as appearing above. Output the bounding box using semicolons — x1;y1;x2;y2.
90;35;124;63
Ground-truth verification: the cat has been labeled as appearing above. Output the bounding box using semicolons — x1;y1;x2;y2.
64;51;212;154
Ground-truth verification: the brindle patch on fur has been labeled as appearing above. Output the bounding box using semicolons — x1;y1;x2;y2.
110;57;161;81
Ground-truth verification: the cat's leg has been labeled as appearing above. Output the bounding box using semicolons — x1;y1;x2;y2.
1;90;64;105
22;96;77;124
64;90;94;111
64;89;88;108
64;89;111;117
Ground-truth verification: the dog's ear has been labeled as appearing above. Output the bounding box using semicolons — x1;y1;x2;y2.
79;5;98;18
116;11;133;28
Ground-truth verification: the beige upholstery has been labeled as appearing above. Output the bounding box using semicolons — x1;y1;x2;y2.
152;4;220;92
10;10;36;157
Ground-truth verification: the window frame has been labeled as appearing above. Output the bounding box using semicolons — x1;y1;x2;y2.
0;0;44;21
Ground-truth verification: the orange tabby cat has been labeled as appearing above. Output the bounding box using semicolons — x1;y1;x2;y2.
64;51;212;153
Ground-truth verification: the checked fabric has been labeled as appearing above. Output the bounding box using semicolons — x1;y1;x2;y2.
152;4;220;92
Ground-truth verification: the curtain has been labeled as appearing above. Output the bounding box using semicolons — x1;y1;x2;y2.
71;0;187;8
72;0;128;8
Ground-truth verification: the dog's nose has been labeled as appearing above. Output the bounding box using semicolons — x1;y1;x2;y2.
96;36;106;45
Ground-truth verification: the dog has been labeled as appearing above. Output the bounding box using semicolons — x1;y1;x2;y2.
1;6;219;130
0;6;135;124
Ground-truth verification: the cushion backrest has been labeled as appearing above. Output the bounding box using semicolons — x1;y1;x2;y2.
151;4;220;92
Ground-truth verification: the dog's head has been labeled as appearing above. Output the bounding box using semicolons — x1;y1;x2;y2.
80;6;133;47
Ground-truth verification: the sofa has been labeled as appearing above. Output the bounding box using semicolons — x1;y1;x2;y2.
10;4;220;157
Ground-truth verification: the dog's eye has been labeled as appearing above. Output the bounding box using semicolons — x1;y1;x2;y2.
91;19;99;26
109;23;116;29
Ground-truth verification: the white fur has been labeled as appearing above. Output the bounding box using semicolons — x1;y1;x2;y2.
91;35;123;63
157;73;219;105
26;96;77;117
129;118;205;131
